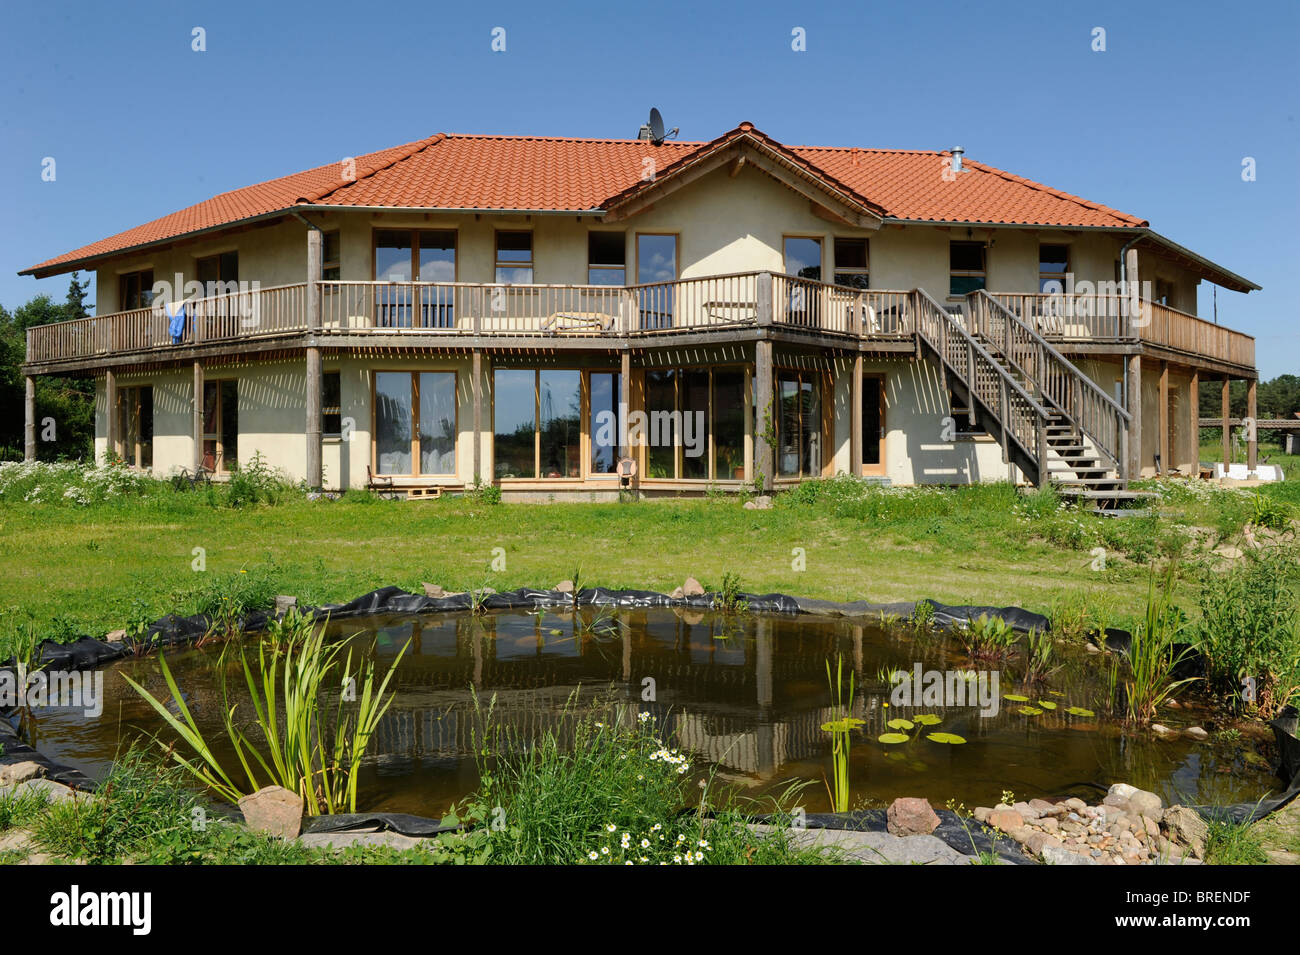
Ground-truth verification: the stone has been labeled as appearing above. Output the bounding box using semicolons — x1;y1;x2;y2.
1028;798;1056;813
669;587;684;599
1040;816;1059;834
104;629;126;644
298;830;422;852
554;580;574;594
1065;797;1087;811
1151;723;1176;738
1128;790;1164;818
743;496;773;510
1162;806;1209;859
1184;726;1209;740
1011;801;1041;821
0;761;46;787
987;808;1025;833
751;824;974;865
16;779;80;804
238;785;304;839
421;582;445;598
682;577;705;597
274;595;297;615
1043;845;1096;865
1025;832;1062;857
887;797;940;836
1107;782;1138;801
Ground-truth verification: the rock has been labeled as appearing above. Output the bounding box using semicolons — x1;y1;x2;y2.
887;797;940;836
298;830;422;852
1065;797;1087;811
1102;794;1130;812
554;580;574;594
0;761;46;787
669;587;685;599
1040;816;1059;834
1011;801;1041;821
1184;726;1209;741
1151;723;1176;738
1128;790;1164;818
274;595;297;615
1162;806;1209;859
16;779;80;804
743;496;773;510
1107;783;1138;801
987;808;1025;833
238;786;304;839
1042;845;1096;866
1025;832;1062;857
682;577;705;597
753;824;974;865
104;629;126;644
973;806;991;823
421;582;445;598
1028;798;1056;813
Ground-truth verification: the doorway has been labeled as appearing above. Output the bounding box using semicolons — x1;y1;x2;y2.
861;375;885;475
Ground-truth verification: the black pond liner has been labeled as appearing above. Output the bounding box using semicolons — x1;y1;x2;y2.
3;586;1298;859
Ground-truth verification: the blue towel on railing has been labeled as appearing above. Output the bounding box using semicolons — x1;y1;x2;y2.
166;302;187;343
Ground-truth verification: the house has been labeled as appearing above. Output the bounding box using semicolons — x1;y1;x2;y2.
18;121;1261;500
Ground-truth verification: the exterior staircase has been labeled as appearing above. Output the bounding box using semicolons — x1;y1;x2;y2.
910;288;1151;512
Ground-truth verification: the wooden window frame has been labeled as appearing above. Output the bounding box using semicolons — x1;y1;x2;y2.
637;363;749;482
833;236;870;289
370;370;460;479
634;232;679;283
949;240;987;298
322;371;342;438
322;230;342;282
1038;242;1070;293
861;374;886;476
493;230;534;285
490;367;589;481
587;230;627;285
118;268;155;311
782;234;825;281
115;385;153;469
772;367;831;480
201;378;237;473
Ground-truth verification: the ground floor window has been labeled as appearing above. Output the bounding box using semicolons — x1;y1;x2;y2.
374;371;457;476
776;370;823;478
643;365;746;481
588;371;621;475
202;379;237;472
493;368;582;479
116;385;152;469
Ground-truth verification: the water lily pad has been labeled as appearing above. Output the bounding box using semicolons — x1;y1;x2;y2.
821;717;865;733
1004;693;1030;702
1065;706;1095;717
913;714;942;726
926;732;966;744
1018;706;1043;716
548;629;563;636
878;732;910;744
886;718;914;730
1048;690;1065;697
1038;700;1057;710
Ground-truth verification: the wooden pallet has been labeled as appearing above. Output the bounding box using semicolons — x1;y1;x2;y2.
405;486;443;501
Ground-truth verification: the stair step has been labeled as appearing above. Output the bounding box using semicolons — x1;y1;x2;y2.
1056;488;1158;502
1051;477;1126;487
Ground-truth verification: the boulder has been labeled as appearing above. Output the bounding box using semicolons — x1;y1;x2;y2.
421;582;444;598
238;786;304;839
104;629;126;644
669;587;685;599
554;580;574;594
1183;726;1209;741
1106;782;1138;801
1162;806;1209;859
682;577;705;597
987;808;1025;833
0;761;46;787
1128;790;1164;818
886;797;940;836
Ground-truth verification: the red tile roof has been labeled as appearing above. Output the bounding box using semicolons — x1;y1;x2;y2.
22;124;1147;276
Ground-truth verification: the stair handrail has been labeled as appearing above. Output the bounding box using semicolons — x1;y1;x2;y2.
911;288;1052;483
969;289;1131;476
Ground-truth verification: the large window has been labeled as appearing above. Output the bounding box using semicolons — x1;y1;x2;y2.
374;371;457;476
643;366;746;481
493;369;581;479
588;232;626;285
833;238;869;289
196;251;238;294
202;379;237;472
495;231;534;284
1039;243;1069;293
116;386;153;469
323;371;341;438
636;234;677;329
119;269;154;311
588;371;621;474
776;371;822;478
783;236;823;280
322;231;341;281
949;241;986;297
374;229;457;327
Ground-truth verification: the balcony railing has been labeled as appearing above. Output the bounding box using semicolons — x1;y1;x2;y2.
24;274;1253;370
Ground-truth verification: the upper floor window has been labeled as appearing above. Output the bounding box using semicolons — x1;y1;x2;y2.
374;229;456;282
495;231;533;284
196;251;238;294
1039;243;1069;293
833;237;869;289
119;269;154;311
322;231;341;281
783;236;822;281
588;232;626;285
949;241;986;296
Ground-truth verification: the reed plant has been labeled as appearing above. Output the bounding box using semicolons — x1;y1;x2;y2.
821;654;863;813
1123;568;1198;724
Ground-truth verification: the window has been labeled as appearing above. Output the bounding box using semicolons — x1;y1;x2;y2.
119;269;154;311
635;234;677;329
588;232;626;285
783;236;822;281
116;386;153;469
373;371;457;476
833;238;869;289
323;372;341;437
492;368;581;478
373;229;457;327
322;231;341;281
495;231;534;284
776;371;822;478
1039;244;1069;293
643;365;746;481
588;371;622;474
196;251;238;295
1154;279;1174;306
202;379;237;472
949;241;986;297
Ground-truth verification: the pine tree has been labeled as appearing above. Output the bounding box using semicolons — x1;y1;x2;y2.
63;271;93;321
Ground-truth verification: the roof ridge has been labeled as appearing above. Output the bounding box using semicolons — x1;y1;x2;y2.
303;132;448;204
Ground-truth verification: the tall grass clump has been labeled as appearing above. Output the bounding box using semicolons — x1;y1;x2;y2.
1122;567;1198;724
821;654;863;812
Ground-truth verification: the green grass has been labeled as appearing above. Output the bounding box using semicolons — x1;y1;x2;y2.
1204;816;1270;865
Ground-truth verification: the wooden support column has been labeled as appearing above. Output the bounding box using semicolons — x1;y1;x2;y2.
472;349;483;484
305;228;323;489
1158;361;1170;474
1221;377;1231;466
193;360;204;472
105;368;118;462
24;376;36;461
1247;377;1258;471
1124;245;1141;337
850;354;863;478
754;340;774;493
1189;371;1199;475
619;350;631;459
1126;354;1142;478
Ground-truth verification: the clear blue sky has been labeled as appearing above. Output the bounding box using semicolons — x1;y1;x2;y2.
2;0;1295;376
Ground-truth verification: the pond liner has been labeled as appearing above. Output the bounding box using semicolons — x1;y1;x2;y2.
0;713;96;791
301;812;465;838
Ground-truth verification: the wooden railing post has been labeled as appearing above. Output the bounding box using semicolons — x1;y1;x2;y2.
105;368;118;463
756;272;773;327
754;338;774;493
1221;377;1231;467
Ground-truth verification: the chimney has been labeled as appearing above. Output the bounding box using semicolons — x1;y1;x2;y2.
951;146;964;173
638;124;653;141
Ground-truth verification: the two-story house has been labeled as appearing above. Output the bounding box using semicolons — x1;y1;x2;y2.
19;121;1260;501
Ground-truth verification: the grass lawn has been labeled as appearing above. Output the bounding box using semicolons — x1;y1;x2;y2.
1;468;1296;648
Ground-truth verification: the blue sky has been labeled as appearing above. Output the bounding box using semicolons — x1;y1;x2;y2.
2;0;1295;375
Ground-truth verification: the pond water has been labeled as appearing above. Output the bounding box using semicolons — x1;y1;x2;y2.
29;608;1277;815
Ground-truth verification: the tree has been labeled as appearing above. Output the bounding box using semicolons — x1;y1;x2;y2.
63;271;93;320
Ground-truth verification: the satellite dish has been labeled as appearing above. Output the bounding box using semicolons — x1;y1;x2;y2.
646;108;678;146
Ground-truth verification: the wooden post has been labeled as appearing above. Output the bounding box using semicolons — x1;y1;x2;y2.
1221;377;1231;466
305;228;323;489
1158;362;1169;475
850;354;863;477
1126;354;1142;478
105;368;118;463
472;349;483;484
1189;371;1199;476
1124;245;1141;338
193;360;204;472
1247;377;1258;471
754;339;774;493
24;376;36;461
619;350;631;460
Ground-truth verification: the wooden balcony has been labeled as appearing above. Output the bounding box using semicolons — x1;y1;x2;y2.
23;274;1254;374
